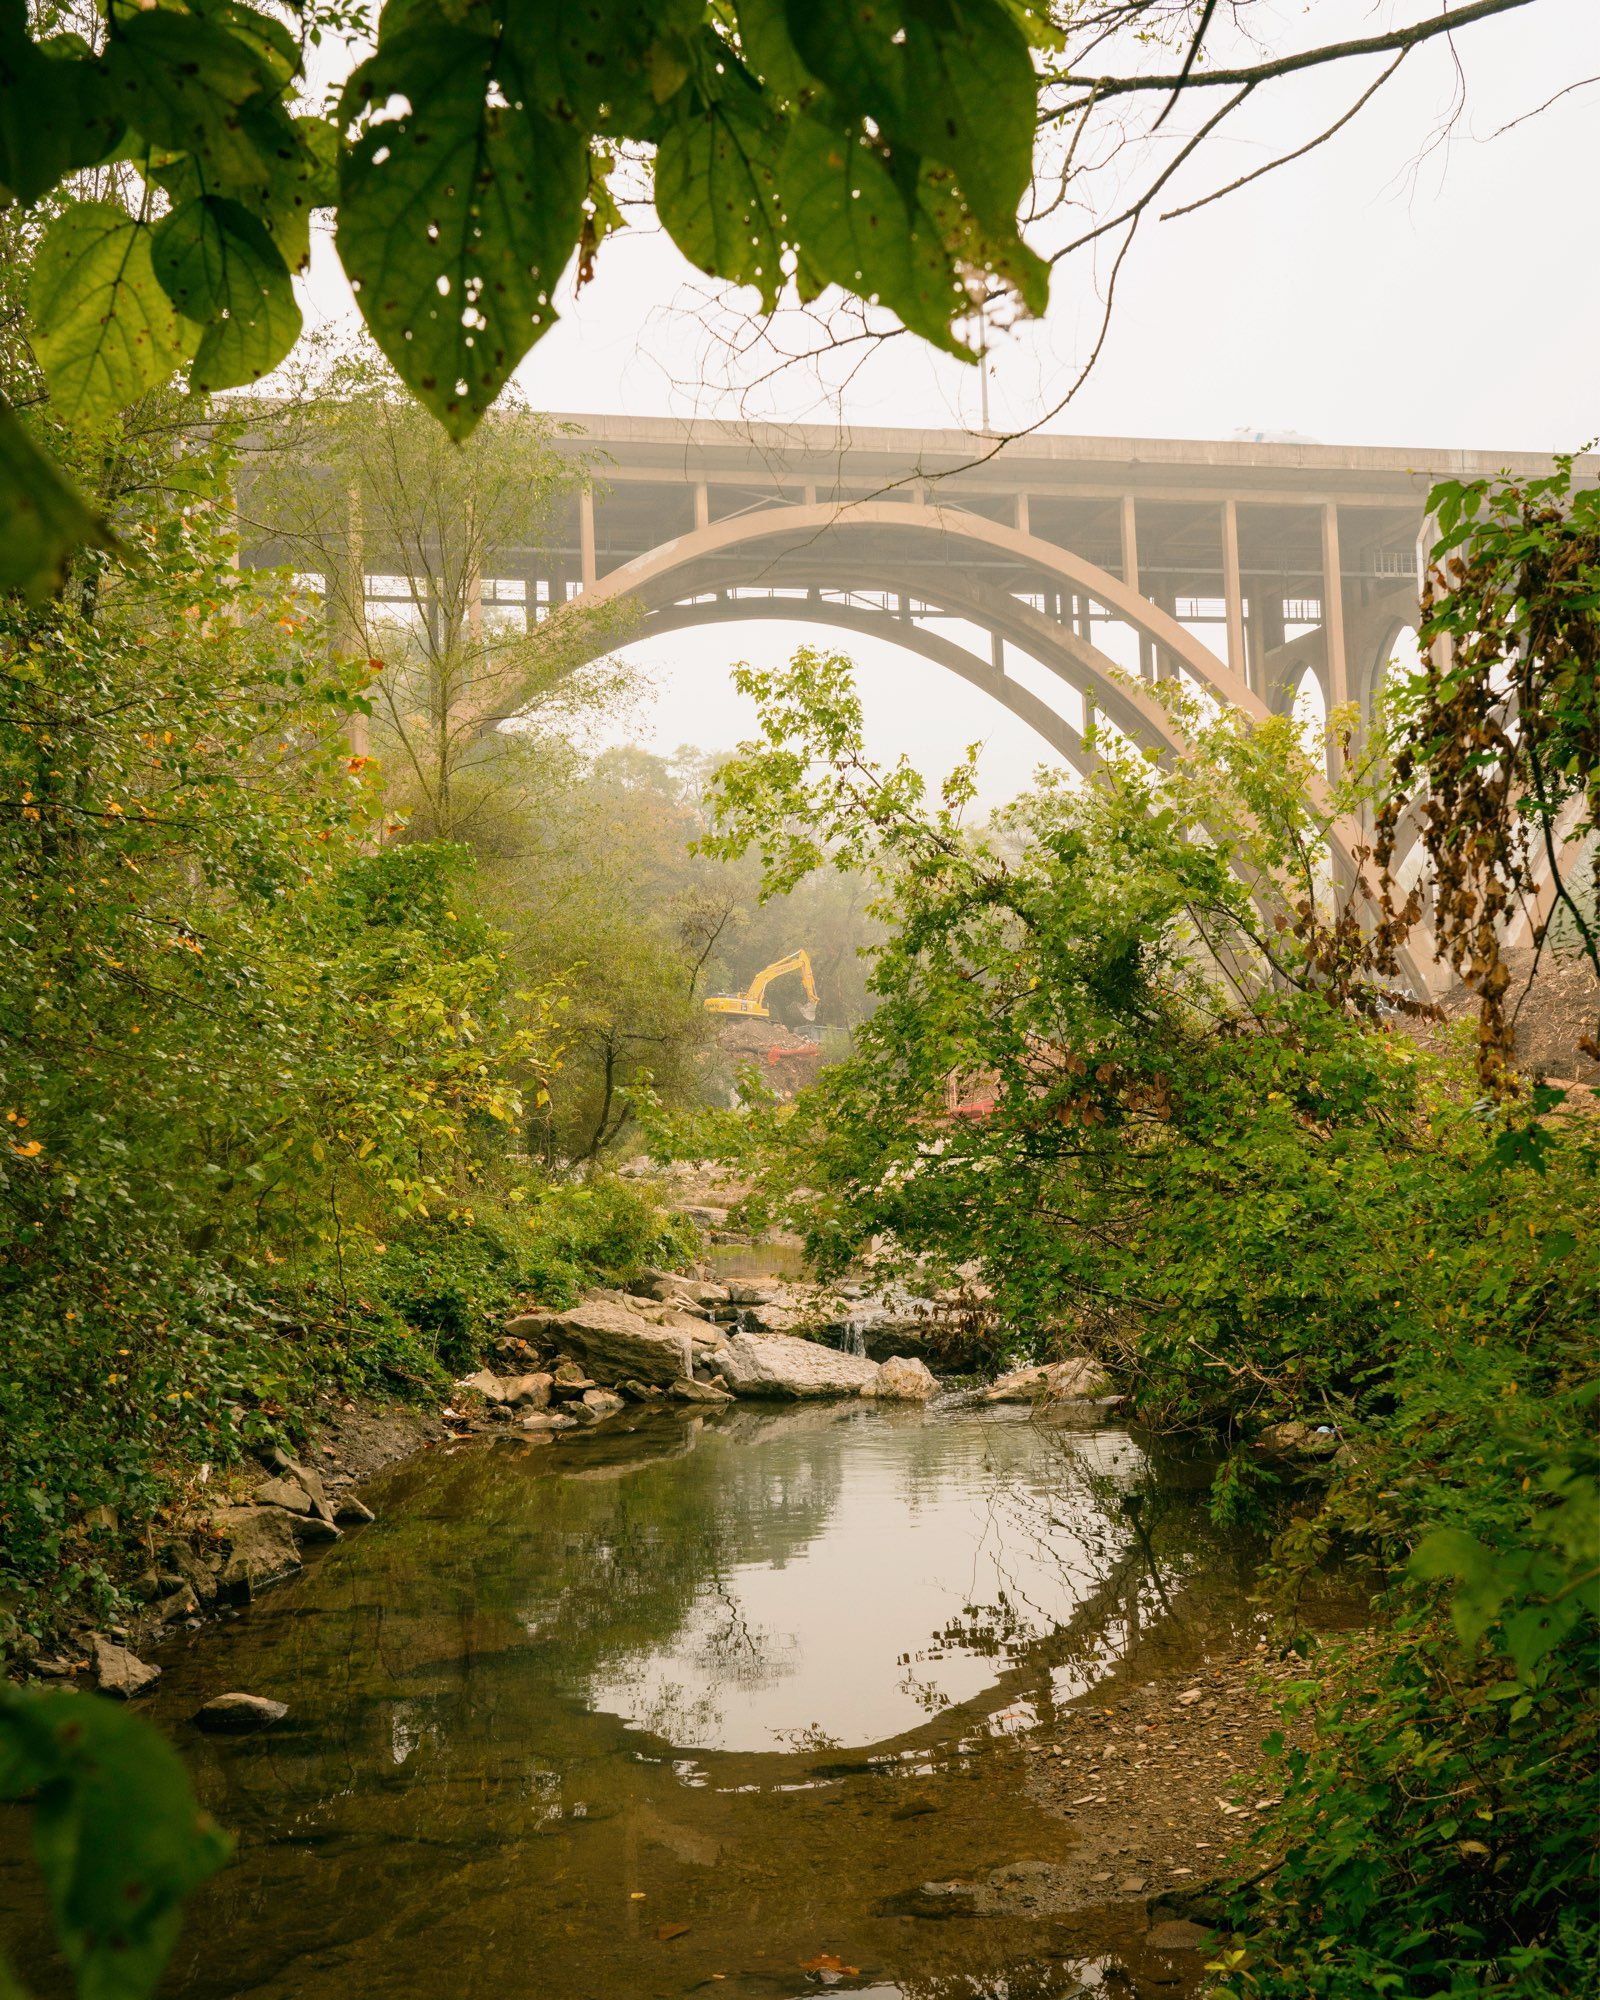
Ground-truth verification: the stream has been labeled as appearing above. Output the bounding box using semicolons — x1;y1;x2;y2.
1;1401;1266;1999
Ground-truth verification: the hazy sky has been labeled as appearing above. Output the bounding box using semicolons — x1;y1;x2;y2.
307;0;1598;798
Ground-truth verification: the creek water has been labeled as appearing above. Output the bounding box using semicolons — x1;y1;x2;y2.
2;1403;1265;2000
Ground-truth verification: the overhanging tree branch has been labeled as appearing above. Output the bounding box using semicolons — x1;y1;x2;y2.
1047;0;1543;112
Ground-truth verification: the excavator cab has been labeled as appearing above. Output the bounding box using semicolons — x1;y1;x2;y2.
704;948;820;1021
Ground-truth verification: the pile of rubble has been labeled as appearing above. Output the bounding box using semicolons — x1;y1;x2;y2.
451;1271;944;1429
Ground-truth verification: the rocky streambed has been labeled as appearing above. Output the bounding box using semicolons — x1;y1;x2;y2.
460;1269;1118;1423
4;1395;1289;2000
46;1255;1124;1709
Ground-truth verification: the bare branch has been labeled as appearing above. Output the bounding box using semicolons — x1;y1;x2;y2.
1483;70;1600;137
1055;80;1255;260
1049;0;1542;110
1160;50;1409;222
1151;0;1219;131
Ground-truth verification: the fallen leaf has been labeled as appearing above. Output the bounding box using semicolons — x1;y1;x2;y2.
654;1922;691;1941
799;1954;860;1976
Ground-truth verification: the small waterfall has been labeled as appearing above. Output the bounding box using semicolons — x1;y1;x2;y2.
838;1317;868;1358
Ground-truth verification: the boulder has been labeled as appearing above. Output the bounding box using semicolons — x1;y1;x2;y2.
456;1369;550;1410
630;1302;718;1342
725;1279;783;1307
676;1204;730;1230
982;1356;1111;1404
518;1410;578;1432
194;1693;288;1734
743;1301;809;1335
581;1388;626;1420
334;1495;376;1525
550;1366;596;1402
158;1539;220;1607
507;1299;693;1388
670;1377;734;1405
641;1273;728;1309
149;1583;200;1626
707;1332;881;1400
868;1355;940;1401
252;1475;317;1516
1147;1919;1215;1952
92;1636;160;1699
499;1372;552;1409
252;1459;336;1523
211;1504;302;1603
290;1513;341;1544
1255;1420;1339;1461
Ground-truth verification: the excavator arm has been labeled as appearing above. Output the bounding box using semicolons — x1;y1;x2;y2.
704;948;820;1019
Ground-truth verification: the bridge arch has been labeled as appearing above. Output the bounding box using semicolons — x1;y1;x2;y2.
575;499;1442;998
586;500;1272;725
635;596;1094;775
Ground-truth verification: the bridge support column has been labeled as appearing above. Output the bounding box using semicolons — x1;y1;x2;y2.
1321;503;1349;711
1222;500;1247;685
694;482;709;531
579;488;596;590
1122;496;1155;681
1248;587;1284;701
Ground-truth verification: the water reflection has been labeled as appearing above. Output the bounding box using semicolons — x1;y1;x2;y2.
586;1406;1142;1750
0;1404;1258;2000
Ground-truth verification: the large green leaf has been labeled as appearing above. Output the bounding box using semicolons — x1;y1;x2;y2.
784;0;1037;224
146;113;332;279
337;19;587;436
498;0;696;129
733;0;816;102
779;116;965;353
0;1687;232;2000
0;398;116;599
919;157;1049;318
31;202;199;427
152;196;302;391
655;51;786;310
102;10;300;203
0;30;124;206
184;0;300;87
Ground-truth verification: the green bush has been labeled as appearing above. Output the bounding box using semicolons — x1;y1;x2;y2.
0;482;692;1649
695;647;1600;1998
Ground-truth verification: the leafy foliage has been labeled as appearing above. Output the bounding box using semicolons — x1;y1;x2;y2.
0;422;692;1640
696;645;1600;1999
2;0;1051;585
1379;456;1600;1086
1213;1388;1599;1999
0;1686;231;2000
247;344;637;843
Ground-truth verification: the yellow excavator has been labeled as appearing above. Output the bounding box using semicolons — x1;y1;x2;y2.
703;948;820;1020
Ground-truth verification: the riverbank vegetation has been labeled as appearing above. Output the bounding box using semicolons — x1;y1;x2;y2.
695;627;1598;1996
0;321;874;1652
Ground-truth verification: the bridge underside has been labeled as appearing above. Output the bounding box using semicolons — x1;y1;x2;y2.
244;419;1589;998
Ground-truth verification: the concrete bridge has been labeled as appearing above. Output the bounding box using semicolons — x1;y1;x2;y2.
249;416;1591;992
258;410;1572;772
449;415;1562;775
